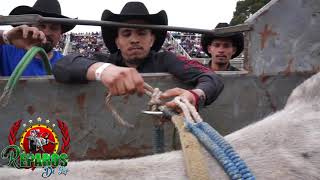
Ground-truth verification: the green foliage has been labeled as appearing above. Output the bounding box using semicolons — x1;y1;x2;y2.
230;0;271;25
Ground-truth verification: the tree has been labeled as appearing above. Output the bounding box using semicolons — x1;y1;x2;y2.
230;0;271;25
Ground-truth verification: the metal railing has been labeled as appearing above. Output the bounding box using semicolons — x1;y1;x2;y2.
166;33;191;59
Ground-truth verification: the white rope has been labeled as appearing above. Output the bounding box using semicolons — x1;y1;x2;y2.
148;88;162;111
174;97;193;123
180;98;203;123
174;96;203;123
105;83;162;128
105;93;135;128
105;82;203;127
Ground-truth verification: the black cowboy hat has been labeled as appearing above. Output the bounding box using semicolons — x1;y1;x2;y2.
101;1;168;53
201;23;244;59
9;0;75;33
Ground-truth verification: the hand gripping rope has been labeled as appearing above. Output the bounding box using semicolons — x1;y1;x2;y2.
106;83;255;180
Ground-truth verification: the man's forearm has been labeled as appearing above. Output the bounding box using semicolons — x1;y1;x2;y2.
86;62;106;81
53;54;97;83
195;73;224;105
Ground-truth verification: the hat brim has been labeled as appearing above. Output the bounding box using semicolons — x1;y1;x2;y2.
101;9;168;53
9;5;75;33
201;32;244;59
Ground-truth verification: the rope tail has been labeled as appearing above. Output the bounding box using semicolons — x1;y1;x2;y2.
0;47;52;107
105;93;135;128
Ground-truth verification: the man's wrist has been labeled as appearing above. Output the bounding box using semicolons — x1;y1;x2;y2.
190;89;206;108
95;63;112;81
192;89;206;99
87;62;103;80
0;30;8;44
187;90;199;109
1;30;11;45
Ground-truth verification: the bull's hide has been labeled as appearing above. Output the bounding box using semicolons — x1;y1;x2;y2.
0;72;320;180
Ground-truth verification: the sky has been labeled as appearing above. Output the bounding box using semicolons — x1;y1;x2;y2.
1;0;239;32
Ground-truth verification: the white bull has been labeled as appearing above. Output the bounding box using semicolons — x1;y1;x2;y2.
1;72;320;180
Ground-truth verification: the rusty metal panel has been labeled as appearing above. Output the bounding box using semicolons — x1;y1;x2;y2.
245;0;320;75
0;73;311;163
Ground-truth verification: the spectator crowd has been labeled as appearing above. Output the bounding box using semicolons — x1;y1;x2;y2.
54;31;208;59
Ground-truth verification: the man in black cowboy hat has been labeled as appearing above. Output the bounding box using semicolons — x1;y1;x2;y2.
201;23;244;71
53;1;224;108
0;0;75;76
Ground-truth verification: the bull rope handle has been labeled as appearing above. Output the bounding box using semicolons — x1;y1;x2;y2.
0;46;52;107
174;96;256;180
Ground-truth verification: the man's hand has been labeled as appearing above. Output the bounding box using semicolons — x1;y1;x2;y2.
160;88;196;109
5;25;46;49
100;64;145;96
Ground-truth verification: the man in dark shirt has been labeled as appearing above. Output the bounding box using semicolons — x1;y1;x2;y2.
53;1;224;108
201;23;244;71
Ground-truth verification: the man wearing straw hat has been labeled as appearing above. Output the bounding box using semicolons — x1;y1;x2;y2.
0;0;75;76
53;1;224;109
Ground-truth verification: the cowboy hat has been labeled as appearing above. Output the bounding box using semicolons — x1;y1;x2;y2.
9;0;75;33
201;23;244;59
101;1;168;53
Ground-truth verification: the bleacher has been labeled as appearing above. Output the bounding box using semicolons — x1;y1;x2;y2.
55;31;244;69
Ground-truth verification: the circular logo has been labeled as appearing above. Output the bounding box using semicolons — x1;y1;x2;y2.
20;124;59;154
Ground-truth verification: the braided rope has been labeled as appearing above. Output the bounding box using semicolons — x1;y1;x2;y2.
171;115;209;180
180;97;202;122
152;125;164;153
104;85;212;179
174;97;193;122
186;123;243;179
174;97;256;180
197;122;254;179
148;87;162;111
